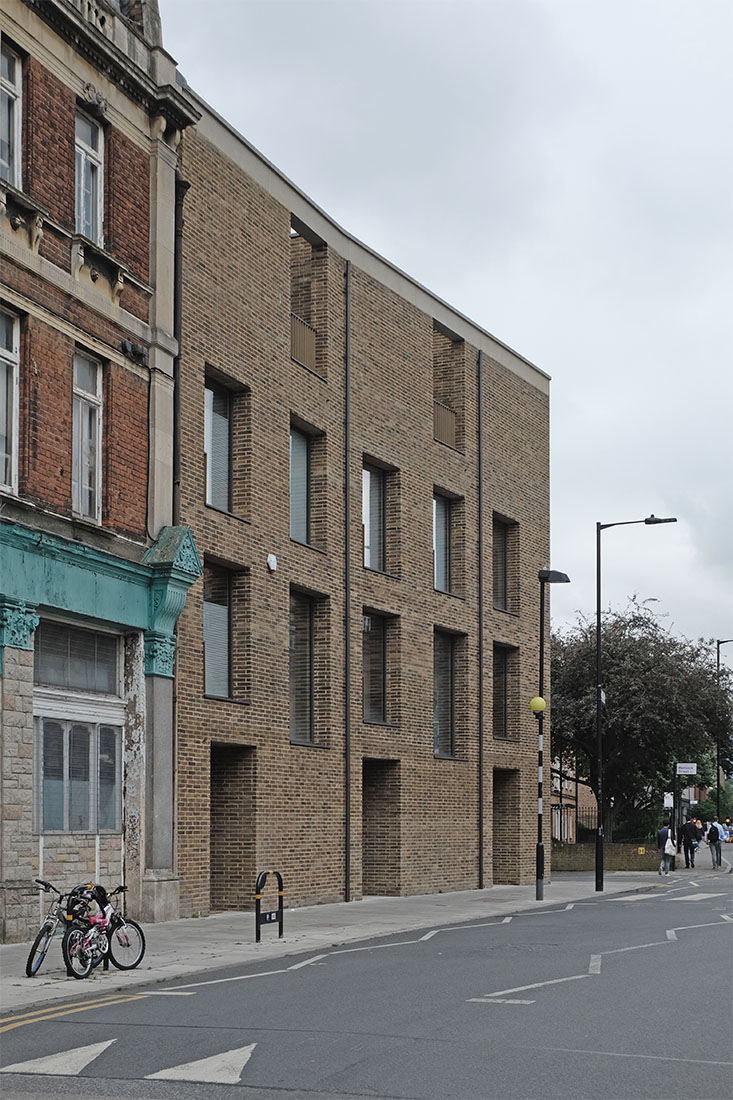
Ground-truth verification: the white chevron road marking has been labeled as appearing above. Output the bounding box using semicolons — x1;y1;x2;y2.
145;1043;257;1083
1;1040;116;1076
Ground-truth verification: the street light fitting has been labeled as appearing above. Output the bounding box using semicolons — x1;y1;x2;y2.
530;696;546;713
644;515;677;525
538;569;571;584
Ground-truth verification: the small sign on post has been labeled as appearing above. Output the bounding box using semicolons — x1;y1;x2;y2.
676;763;697;775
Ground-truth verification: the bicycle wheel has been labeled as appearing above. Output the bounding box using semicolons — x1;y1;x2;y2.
62;924;93;979
108;918;145;969
25;923;55;977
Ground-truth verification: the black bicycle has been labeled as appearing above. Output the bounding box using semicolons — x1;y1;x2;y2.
25;879;75;977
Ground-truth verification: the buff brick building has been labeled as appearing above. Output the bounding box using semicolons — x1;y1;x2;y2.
171;92;552;915
0;0;200;941
1;0;554;941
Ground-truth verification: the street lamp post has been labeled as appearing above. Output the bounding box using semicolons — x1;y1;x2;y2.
716;639;732;818
595;515;677;892
531;568;570;901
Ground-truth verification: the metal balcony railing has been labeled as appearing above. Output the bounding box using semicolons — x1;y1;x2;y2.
433;400;457;448
291;312;317;371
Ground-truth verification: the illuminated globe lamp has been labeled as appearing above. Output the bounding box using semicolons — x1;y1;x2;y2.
530;696;546;714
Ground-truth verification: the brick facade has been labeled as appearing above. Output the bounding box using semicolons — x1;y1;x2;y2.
2;0;554;939
173;101;552;915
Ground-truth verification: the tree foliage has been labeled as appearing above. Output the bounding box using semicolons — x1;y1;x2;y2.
550;601;733;839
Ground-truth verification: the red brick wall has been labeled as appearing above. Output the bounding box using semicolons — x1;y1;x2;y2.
22;59;150;286
17;314;148;537
24;60;75;227
106;128;151;282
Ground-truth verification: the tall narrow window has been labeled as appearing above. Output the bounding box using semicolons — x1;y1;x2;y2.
493;645;508;738
72;353;102;521
362;464;385;570
493;518;508;609
75;111;103;244
289;592;313;741
433;631;454;756
363;614;387;722
433;494;451;592
493;515;518;612
203;565;231;698
0;309;19;493
289;427;310;543
204;381;231;510
0;39;22;188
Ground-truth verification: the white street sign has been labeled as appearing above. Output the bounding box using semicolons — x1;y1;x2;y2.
676;763;697;775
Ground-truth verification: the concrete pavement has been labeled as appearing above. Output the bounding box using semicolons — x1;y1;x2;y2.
2;864;731;1017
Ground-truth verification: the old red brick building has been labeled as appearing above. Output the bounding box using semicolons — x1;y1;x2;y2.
0;0;199;941
172;95;552;914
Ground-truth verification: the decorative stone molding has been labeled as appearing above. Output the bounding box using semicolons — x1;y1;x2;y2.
143;631;176;679
71;234;130;303
150;114;167;141
1;183;49;253
30;214;44;253
81;82;109;117
0;596;40;651
71;238;85;280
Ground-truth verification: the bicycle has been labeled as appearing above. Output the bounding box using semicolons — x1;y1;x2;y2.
25;879;76;977
62;883;145;979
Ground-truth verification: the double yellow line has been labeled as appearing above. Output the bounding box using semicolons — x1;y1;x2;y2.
0;993;147;1033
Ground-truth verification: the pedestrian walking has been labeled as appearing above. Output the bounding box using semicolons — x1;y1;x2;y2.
707;817;723;869
680;817;699;868
657;822;675;875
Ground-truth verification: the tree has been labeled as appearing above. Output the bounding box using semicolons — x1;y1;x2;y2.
550;601;733;840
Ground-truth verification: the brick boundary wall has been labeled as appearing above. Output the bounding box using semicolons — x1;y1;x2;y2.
551;842;662;872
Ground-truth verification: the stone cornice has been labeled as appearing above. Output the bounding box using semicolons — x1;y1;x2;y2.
21;0;200;132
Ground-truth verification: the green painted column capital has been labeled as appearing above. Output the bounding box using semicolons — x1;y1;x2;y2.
0;595;40;650
143;526;202;678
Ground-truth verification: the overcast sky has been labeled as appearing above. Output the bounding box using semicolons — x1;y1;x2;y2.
158;0;732;665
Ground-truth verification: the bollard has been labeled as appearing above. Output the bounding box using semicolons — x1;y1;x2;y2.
255;869;283;943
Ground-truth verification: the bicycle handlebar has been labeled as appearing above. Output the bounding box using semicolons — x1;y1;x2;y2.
34;879;61;896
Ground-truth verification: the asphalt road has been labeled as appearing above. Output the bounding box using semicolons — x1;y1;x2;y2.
2;877;731;1100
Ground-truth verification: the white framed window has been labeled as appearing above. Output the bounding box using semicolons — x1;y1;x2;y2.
0;308;19;493
1;38;22;188
72;352;102;522
433;494;451;592
362;464;385;571
203;564;231;698
75;110;104;244
36;718;122;833
289;427;310;543
33;621;123;834
204;381;231;511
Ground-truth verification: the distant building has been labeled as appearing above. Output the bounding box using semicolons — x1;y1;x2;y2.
0;0;199;941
